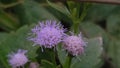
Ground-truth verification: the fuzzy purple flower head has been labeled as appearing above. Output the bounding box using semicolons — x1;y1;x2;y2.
63;32;87;56
8;49;28;68
29;20;66;48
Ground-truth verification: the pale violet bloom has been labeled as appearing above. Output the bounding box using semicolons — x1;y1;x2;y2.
8;49;28;68
63;32;86;56
29;20;66;48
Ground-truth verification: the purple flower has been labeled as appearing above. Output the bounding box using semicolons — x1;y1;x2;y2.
29;20;66;48
8;49;28;68
63;32;86;56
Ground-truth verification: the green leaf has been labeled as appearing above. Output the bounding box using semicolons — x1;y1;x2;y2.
36;48;56;66
0;33;9;68
80;22;105;38
70;37;103;68
0;25;38;68
0;10;19;31
107;39;120;68
56;44;67;66
0;32;8;42
79;22;109;53
107;14;120;39
85;4;117;21
46;1;72;29
47;0;70;16
14;0;57;25
41;60;56;68
106;10;120;68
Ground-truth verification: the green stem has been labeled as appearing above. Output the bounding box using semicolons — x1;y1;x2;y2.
54;47;57;67
71;20;80;34
63;55;72;68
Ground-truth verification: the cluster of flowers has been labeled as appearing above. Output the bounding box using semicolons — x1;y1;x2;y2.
8;20;87;68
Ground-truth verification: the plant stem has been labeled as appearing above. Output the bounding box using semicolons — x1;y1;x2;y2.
63;55;72;68
71;21;79;34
